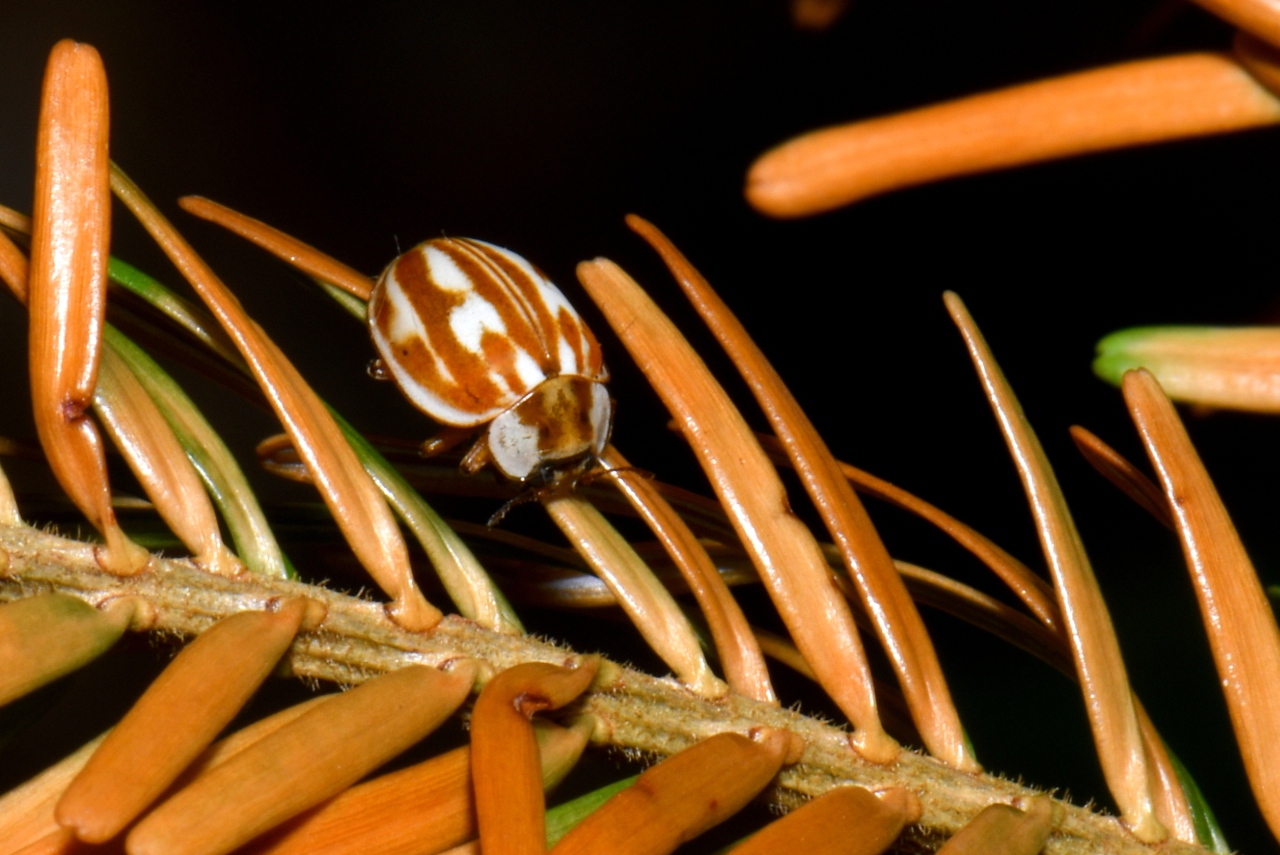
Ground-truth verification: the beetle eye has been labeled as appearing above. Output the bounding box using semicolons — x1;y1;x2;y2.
532;462;566;489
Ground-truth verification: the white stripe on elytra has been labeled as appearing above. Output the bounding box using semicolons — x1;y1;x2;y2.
423;244;474;293
379;269;503;426
462;240;562;368
444;288;554;397
455;239;603;382
384;272;456;387
448;290;508;355
557;335;580;376
512;348;546;391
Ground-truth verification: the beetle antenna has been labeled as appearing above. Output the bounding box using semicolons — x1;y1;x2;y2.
486;489;542;527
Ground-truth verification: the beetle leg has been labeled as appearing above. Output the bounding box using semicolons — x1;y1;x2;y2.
422;425;478;460
458;432;493;474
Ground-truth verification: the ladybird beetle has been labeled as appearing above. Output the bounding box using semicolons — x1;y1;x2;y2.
367;238;611;482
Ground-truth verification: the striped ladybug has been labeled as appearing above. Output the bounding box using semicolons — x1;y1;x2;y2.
367;238;612;482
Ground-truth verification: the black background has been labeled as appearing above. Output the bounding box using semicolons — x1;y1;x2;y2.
1;2;1278;850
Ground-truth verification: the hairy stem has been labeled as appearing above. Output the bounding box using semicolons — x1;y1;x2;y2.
0;523;1209;855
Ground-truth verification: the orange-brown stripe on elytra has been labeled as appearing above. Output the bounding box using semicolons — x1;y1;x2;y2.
555;305;588;375
448;240;563;373
480;329;526;398
554;305;606;380
583;322;605;378
568;299;606;379
457;240;562;372
379;247;508;416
